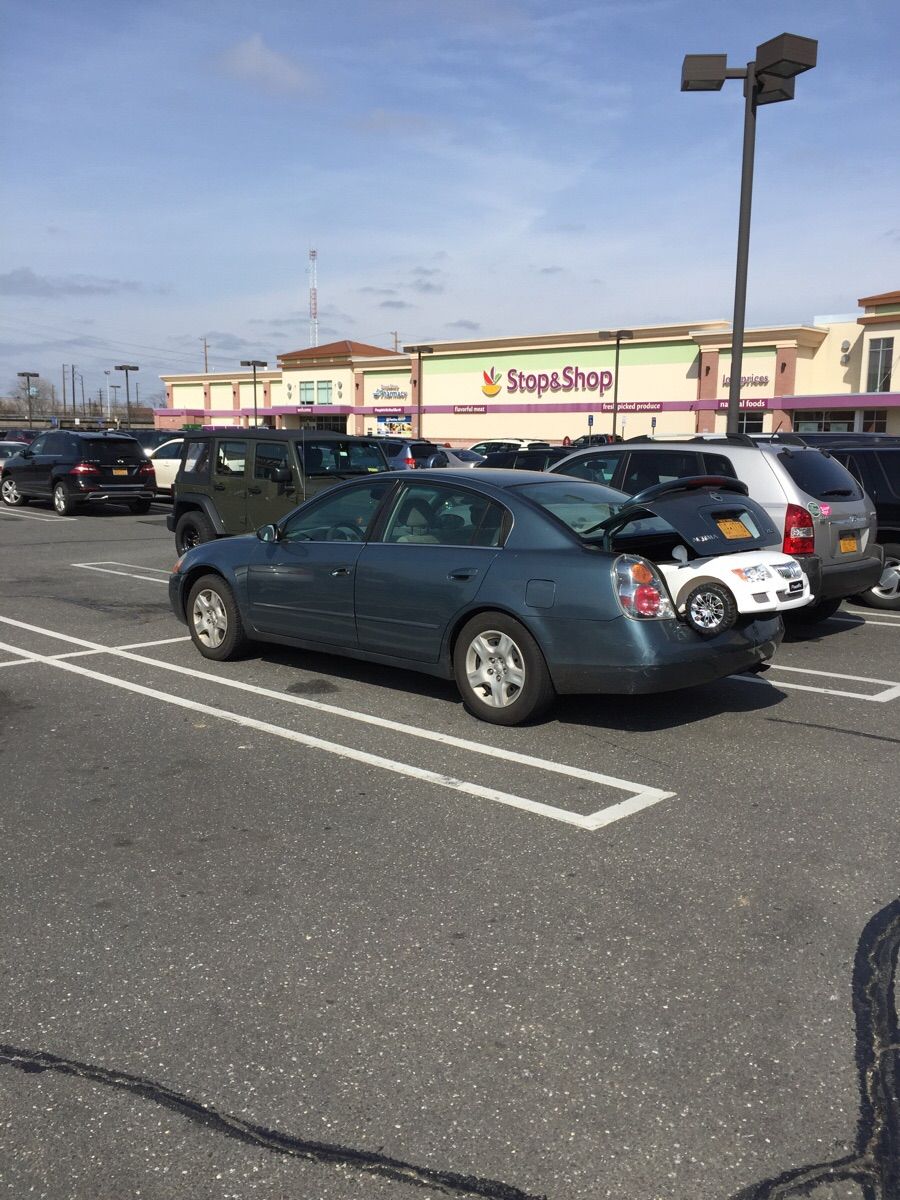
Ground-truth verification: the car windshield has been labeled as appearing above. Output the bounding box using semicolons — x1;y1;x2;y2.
513;479;669;538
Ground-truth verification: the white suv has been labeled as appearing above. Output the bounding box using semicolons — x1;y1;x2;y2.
550;433;883;622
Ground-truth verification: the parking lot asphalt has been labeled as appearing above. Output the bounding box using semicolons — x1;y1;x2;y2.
0;502;898;1200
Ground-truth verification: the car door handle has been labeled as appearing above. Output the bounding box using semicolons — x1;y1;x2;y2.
331;567;352;577
247;486;261;495
448;568;479;581
213;482;226;491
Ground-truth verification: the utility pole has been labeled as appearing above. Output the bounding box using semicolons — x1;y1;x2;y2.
389;330;400;352
201;336;209;372
62;364;68;416
71;364;76;422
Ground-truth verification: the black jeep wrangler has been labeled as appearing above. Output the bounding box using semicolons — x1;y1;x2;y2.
168;429;390;553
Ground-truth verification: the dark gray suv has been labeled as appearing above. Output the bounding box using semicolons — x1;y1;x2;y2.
168;430;389;553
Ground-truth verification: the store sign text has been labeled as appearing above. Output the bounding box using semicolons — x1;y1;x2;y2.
598;401;662;413
454;404;487;414
716;398;768;410
506;366;613;398
721;374;769;388
373;405;407;415
373;386;408;400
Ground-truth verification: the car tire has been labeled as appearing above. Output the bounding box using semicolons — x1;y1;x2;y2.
175;510;215;554
785;596;843;625
682;582;738;637
53;482;78;516
452;611;554;726
1;477;28;506
129;498;153;514
853;542;900;611
186;573;249;661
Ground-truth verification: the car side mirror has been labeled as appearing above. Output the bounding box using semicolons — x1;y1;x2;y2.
271;466;292;483
21;448;33;458
256;523;280;542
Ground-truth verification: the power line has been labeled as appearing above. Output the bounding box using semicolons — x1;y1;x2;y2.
0;314;217;368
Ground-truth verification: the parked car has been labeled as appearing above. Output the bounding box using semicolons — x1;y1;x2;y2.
123;429;183;456
379;438;441;469
146;437;185;496
568;433;620;448
167;429;390;553
468;439;551;456
425;447;485;468
0;430;155;514
549;433;883;622
0;440;27;464
169;468;783;725
826;444;900;610
476;447;572;471
0;429;38;443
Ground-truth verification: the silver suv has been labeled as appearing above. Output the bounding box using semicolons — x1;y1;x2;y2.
550;433;883;622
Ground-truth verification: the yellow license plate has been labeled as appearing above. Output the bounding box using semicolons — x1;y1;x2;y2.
839;532;858;553
716;517;751;539
112;468;128;476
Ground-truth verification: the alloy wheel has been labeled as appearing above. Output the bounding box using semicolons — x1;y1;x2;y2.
192;588;228;649
688;590;726;630
464;630;526;708
1;478;20;504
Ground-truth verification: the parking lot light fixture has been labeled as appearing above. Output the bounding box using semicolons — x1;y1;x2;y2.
597;331;633;439
114;364;139;428
403;345;434;439
17;372;39;424
681;32;817;437
240;359;268;428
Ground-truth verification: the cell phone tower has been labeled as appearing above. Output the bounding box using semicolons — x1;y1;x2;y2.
308;248;318;347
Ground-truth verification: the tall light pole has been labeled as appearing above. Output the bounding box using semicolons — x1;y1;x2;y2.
403;344;434;439
240;360;267;428
104;370;111;422
110;383;121;422
682;33;817;436
115;364;139;428
17;372;38;425
597;330;633;440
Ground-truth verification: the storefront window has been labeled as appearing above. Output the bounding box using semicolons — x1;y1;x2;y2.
866;338;893;392
737;412;764;434
317;381;333;406
862;409;887;432
298;382;314;406
794;410;855;433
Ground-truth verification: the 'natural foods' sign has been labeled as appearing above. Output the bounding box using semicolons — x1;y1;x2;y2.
482;365;613;399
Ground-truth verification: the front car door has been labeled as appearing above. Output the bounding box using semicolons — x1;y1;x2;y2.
354;480;508;661
245;440;297;529
15;432;56;496
245;478;396;645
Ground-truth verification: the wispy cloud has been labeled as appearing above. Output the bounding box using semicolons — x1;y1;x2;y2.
0;268;146;298
446;319;480;332
380;300;413;310
219;34;313;95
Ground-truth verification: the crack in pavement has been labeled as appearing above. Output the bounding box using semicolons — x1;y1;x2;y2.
731;897;900;1199
0;1046;549;1195
0;1042;546;1199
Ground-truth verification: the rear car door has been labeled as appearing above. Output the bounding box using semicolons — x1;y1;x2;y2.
619;449;706;494
212;438;249;533
354;480;507;661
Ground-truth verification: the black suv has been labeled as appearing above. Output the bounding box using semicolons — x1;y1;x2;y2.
827;444;900;610
0;430;155;515
475;447;572;470
168;429;390;552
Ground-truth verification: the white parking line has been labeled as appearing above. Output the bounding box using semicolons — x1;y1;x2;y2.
73;561;171;584
0;613;674;831
734;662;900;702
0;507;77;523
829;613;900;628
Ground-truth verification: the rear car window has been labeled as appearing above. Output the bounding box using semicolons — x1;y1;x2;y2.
514;479;629;536
182;440;211;482
80;438;144;463
409;443;438;460
621;450;704;493
296;439;386;475
776;450;863;501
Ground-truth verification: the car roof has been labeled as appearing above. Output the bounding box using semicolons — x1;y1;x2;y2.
187;429;376;441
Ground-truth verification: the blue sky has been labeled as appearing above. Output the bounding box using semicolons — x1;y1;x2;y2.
2;0;898;406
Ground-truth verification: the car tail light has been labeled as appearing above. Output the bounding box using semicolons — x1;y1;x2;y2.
138;461;155;476
783;503;815;555
613;555;674;620
404;455;416;468
70;463;99;476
